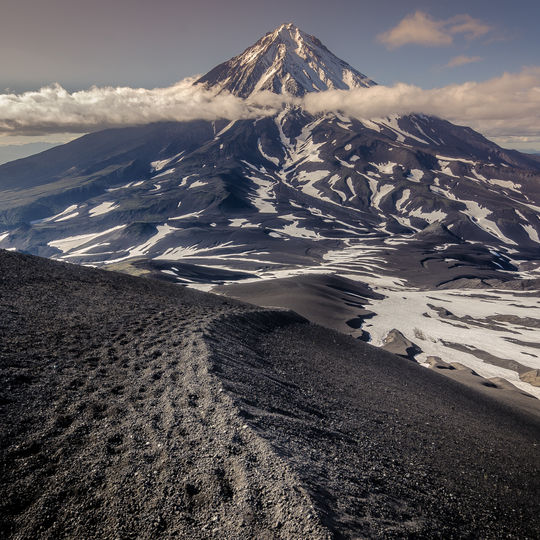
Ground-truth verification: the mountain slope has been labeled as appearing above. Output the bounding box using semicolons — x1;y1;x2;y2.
1;109;538;267
1;23;539;263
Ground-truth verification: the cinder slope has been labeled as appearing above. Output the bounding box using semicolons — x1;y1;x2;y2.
208;314;540;537
1;250;539;538
0;250;328;539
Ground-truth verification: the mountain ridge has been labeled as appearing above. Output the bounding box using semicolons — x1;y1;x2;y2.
2;247;539;538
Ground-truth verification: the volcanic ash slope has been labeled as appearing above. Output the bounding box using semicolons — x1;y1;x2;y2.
1;249;539;539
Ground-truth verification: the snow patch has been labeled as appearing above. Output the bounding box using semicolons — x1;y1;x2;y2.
170;210;204;220
522;224;540;243
367;288;540;398
257;138;280;166
31;204;79;224
395;189;410;211
229;218;259;228
370;162;397;175
189;180;207;189
151;152;183;172
89;201;118;217
489;179;521;190
407;169;423;183
247;175;278;213
49;225;126;254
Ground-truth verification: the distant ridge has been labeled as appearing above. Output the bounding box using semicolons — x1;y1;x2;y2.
0;142;59;166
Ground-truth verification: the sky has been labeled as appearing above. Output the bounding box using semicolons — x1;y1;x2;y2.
1;0;539;156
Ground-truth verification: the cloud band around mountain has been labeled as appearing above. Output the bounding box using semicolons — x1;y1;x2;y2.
0;78;288;135
1;68;539;149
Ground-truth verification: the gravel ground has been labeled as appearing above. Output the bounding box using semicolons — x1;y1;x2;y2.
1;249;539;539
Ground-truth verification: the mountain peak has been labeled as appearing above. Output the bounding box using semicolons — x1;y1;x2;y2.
195;23;375;97
274;22;297;32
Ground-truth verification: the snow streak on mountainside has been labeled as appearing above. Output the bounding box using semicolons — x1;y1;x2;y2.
196;23;375;97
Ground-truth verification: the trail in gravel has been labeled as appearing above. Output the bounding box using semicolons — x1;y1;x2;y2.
0;251;327;539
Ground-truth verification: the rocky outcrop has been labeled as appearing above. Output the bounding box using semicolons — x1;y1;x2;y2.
381;329;422;361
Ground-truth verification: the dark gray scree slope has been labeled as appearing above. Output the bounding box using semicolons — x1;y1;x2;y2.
0;249;539;538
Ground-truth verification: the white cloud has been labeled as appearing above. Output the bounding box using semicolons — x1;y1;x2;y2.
447;15;491;40
378;11;492;49
446;55;482;68
490;135;540;153
0;68;539;151
0;78;290;135
302;67;540;143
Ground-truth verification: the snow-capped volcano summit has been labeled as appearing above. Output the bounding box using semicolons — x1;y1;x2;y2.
195;22;375;97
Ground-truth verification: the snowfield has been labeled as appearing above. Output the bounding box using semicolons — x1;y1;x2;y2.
366;287;540;399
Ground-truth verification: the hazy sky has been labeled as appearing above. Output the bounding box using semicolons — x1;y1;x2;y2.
2;0;539;91
1;0;539;152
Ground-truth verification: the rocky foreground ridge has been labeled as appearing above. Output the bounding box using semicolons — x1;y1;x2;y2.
1;249;539;539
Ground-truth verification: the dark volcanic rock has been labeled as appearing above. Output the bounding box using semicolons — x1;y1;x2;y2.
216;273;382;339
0;250;327;540
414;221;462;243
381;328;422;360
